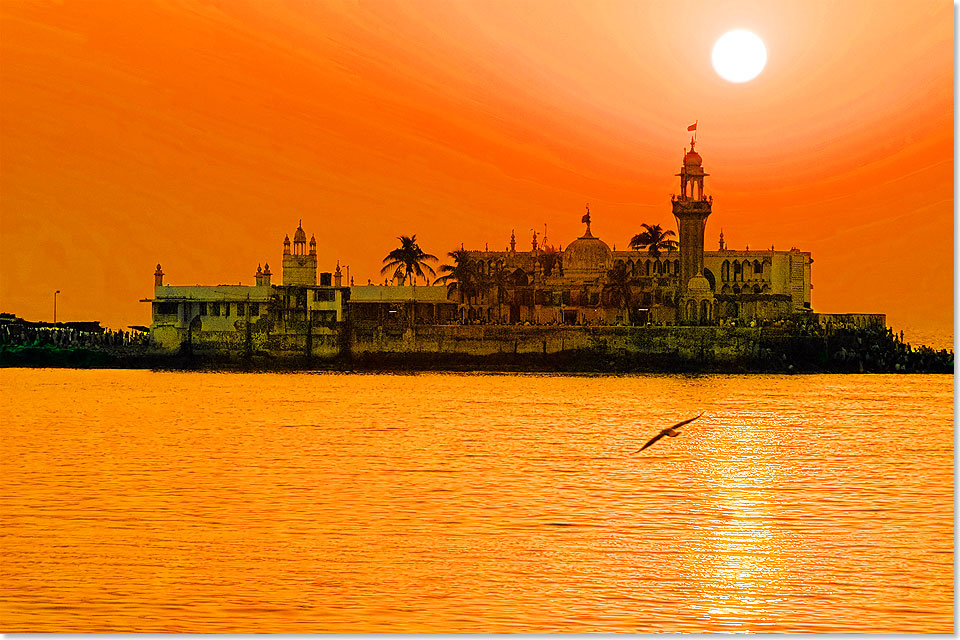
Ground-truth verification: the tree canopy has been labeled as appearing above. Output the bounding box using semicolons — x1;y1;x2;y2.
629;224;679;257
381;235;437;285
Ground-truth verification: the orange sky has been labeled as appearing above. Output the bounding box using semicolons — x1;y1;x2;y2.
0;0;953;344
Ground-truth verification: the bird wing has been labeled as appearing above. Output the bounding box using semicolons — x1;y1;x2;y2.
636;432;666;452
670;413;703;430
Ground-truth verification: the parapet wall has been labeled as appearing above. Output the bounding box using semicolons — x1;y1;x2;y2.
352;324;771;362
148;320;943;374
15;318;950;372
156;323;779;363
153;325;341;358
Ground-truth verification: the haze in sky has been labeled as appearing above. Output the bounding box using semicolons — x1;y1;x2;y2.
0;1;952;342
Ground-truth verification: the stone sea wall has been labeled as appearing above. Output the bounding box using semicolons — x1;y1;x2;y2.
353;325;764;361
2;323;953;373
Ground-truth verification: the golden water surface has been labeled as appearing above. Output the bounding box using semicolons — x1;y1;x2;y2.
0;369;953;633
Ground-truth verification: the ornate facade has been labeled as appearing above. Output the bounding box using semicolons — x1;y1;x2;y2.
458;137;812;326
144;135;814;356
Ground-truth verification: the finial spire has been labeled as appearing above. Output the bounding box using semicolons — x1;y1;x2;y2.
581;203;592;237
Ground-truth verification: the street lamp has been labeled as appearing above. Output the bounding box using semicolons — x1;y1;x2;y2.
54;290;60;323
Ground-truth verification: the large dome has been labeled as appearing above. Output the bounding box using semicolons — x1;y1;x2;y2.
563;234;612;275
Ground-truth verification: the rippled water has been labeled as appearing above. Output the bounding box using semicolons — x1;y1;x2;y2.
0;369;953;633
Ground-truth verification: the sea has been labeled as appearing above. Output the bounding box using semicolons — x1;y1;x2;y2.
0;368;953;633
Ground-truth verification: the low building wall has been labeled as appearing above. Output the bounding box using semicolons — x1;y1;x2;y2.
152;325;341;359
149;316;903;370
350;324;771;363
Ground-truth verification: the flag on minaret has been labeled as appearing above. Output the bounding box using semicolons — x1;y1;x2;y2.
687;121;698;131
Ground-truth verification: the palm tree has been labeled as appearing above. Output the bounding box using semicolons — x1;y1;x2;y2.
487;261;511;323
434;249;477;322
472;264;492;321
629;223;679;258
381;235;437;285
602;262;640;325
434;249;474;298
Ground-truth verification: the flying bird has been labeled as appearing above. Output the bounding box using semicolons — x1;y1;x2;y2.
636;413;703;453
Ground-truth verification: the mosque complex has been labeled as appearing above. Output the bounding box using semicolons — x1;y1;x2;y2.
145;134;831;354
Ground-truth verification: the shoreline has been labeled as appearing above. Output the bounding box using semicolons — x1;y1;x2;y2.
1;343;953;374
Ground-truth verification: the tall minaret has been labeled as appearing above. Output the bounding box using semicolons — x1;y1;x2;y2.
672;135;712;293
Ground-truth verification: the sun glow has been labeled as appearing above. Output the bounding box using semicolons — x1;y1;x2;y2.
712;30;767;83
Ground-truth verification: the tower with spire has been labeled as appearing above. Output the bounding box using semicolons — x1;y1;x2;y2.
672;134;714;322
282;219;318;285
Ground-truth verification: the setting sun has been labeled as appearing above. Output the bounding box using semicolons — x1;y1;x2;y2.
712;29;767;83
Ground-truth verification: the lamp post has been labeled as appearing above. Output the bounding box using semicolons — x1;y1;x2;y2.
54;290;60;323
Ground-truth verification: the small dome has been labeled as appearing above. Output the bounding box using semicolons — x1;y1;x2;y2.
684;149;702;166
563;234;612;274
309;234;317;246
687;273;712;293
283;234;291;245
293;225;307;243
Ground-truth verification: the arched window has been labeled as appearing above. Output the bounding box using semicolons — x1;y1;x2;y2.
644;260;651;276
627;259;635;276
510;268;528;286
721;260;730;281
674;259;680;275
